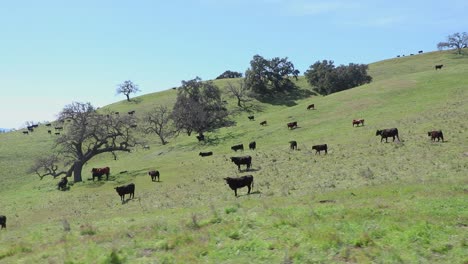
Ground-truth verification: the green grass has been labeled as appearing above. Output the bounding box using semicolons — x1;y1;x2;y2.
0;50;467;263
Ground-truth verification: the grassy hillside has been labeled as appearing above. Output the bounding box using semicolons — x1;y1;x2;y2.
0;50;467;263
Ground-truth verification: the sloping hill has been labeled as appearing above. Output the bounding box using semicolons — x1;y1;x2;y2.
0;50;467;263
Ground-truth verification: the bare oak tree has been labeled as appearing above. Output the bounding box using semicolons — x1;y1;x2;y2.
142;105;176;145
225;80;251;107
30;102;140;182
437;32;468;54
116;80;141;102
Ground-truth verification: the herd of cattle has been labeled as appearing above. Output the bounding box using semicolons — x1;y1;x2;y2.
45;102;445;204
20;111;136;136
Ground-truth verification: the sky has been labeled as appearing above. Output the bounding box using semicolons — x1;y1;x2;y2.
1;0;467;129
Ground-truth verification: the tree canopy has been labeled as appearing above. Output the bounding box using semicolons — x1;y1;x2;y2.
244;55;300;94
304;60;372;95
171;77;233;137
437;32;468;54
30;102;139;182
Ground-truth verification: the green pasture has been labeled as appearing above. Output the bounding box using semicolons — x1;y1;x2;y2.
0;50;467;263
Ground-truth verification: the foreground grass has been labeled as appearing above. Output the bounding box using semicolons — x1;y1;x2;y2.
0;50;467;263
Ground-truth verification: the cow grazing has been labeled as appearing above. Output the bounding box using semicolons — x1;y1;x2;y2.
230;156;252;171
224;175;254;197
260;120;267;126
196;134;205;141
289;140;297;150
91;167;110;181
0;215;6;229
231;144;244;152
128;110;135;115
287;121;298;129
249;141;256;150
47;130;52;134
435;64;444;70
22;131;29;135
428;130;444;142
148;170;160;181
57;177;68;191
199;151;213;157
376;128;400;142
307;104;315;110
54;132;60;135
130;124;137;128
418;50;423;54
352;119;365;127
45;123;52;127
312;144;328;154
114;183;135;202
248;115;255;121
55;126;63;131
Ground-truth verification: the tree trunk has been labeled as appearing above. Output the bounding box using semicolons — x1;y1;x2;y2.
126;94;130;101
73;161;84;182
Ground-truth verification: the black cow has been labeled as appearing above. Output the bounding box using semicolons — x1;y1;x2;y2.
55;126;63;131
289;140;297;150
307;104;315;110
231;144;244;152
0;215;6;229
435;64;444;70
22;131;29;135
128;110;135;115
57;177;68;191
45;123;52;127
148;170;160;181
312;144;328;154
248;115;255;121
428;130;444;142
260;121;267;126
287;121;298;129
114;183;135;202
47;130;52;134
196;134;205;141
249;141;256;150
418;50;423;54
376;128;400;142
223;175;254;196
230;156;252;171
199;151;213;157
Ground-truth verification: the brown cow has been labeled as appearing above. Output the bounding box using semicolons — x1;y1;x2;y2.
352;119;365;127
307;104;315;110
428;130;444;142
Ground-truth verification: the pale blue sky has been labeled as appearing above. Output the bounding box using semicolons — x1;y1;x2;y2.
1;0;466;129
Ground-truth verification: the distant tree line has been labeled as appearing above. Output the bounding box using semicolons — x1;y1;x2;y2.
216;70;243;79
304;60;372;95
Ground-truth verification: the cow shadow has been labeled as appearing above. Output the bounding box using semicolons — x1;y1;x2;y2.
121;198;134;204
254;88;315;107
203;131;248;146
237;168;260;173
237;190;261;197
